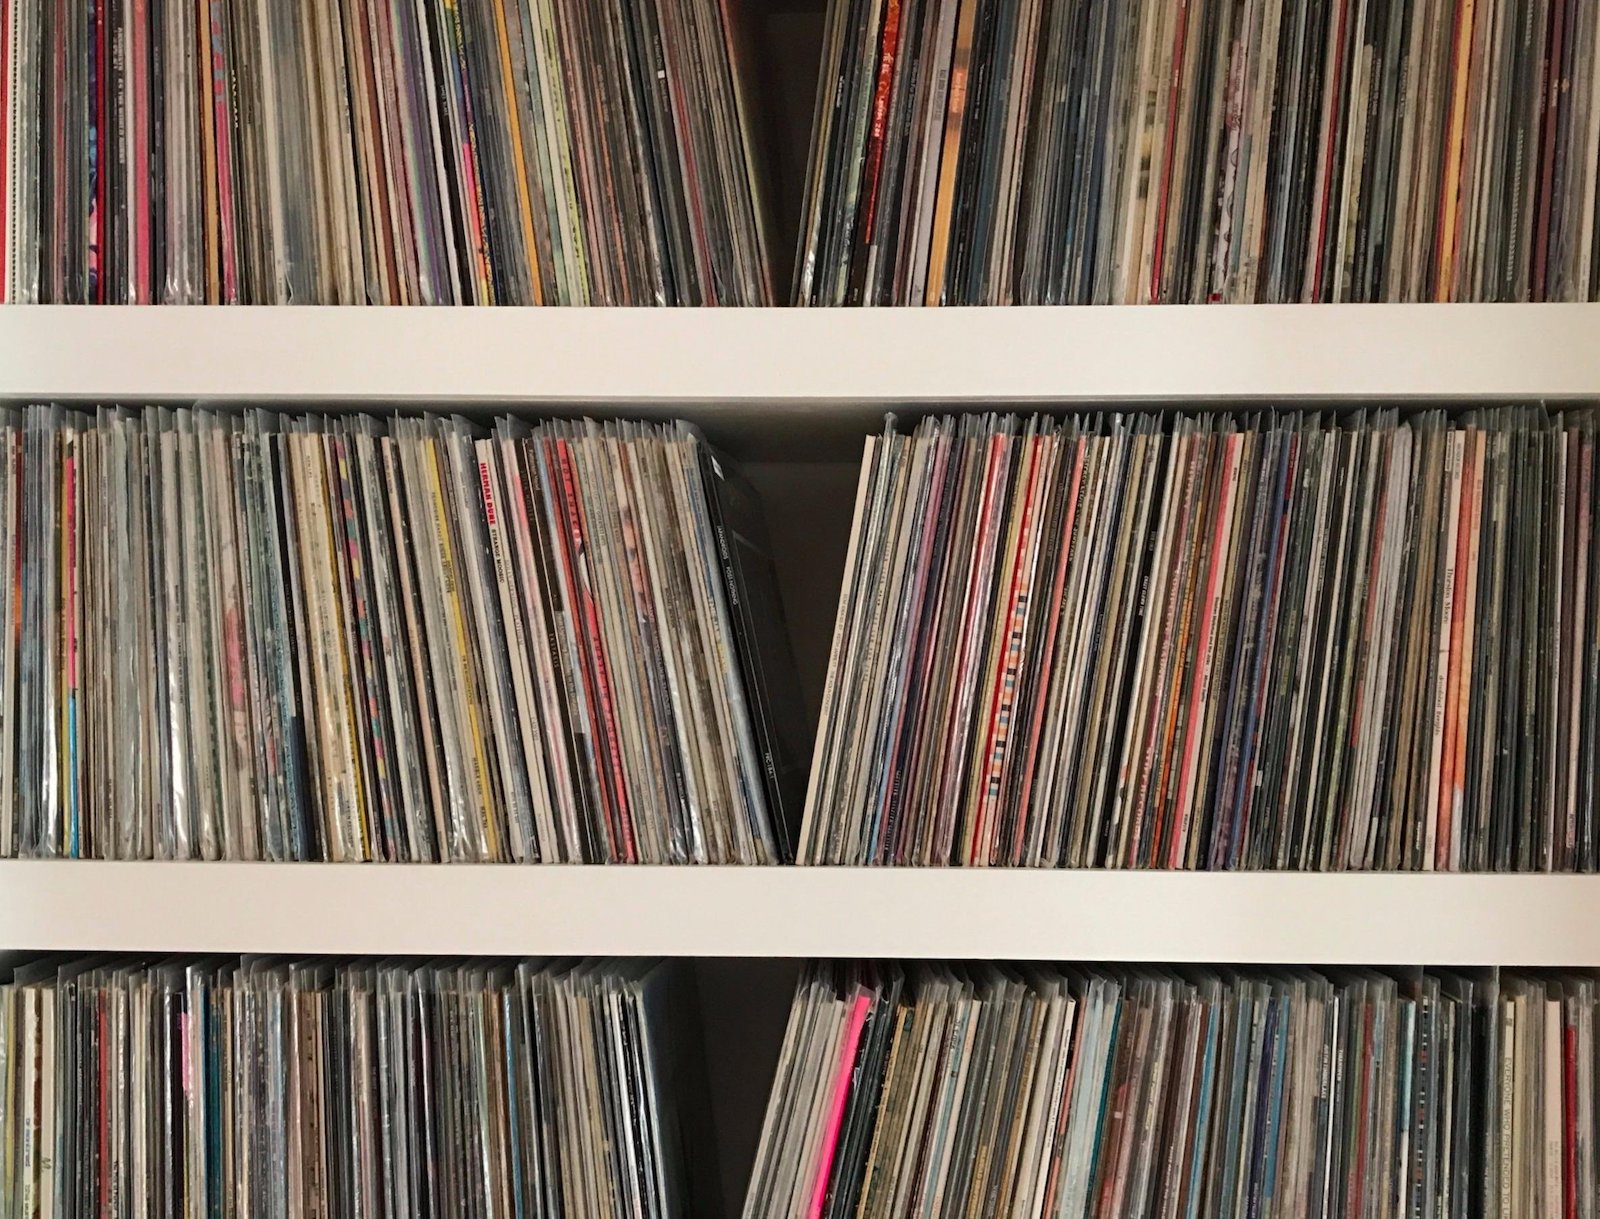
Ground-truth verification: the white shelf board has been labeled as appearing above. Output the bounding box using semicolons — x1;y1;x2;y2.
3;863;1599;964
2;303;1598;405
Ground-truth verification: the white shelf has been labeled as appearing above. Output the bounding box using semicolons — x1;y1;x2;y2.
3;303;1598;406
2;863;1598;965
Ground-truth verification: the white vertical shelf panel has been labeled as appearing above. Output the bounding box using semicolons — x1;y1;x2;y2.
1;864;1597;963
0;303;1596;403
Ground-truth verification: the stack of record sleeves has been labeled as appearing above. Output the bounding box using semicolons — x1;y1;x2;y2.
0;956;707;1216
797;0;1600;304
803;409;1600;870
745;962;1600;1219
0;0;771;304
0;408;806;863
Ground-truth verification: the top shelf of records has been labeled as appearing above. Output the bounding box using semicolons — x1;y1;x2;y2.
2;0;1599;307
2;303;1599;407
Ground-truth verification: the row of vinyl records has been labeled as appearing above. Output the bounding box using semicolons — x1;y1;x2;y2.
800;0;1600;304
4;405;1600;872
0;409;808;863
0;957;708;1217
3;956;1597;1218
749;963;1600;1219
802;408;1600;871
0;0;771;305
5;0;1600;304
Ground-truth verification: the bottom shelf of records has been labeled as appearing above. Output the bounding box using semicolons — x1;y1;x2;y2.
4;953;1597;1218
750;963;1599;1219
0;957;717;1215
2;863;1600;964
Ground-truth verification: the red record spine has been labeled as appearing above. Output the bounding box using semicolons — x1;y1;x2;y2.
550;436;635;863
208;0;237;300
858;0;903;256
1012;437;1087;859
1171;433;1242;862
972;432;1045;862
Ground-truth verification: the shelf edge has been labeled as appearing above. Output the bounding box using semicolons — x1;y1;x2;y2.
1;863;1595;965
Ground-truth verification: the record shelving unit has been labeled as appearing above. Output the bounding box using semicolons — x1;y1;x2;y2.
2;300;1600;972
8;0;1600;1204
1;302;1598;1215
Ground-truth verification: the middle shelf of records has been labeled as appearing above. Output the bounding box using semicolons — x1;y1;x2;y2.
4;864;1600;963
10;398;1600;888
12;400;1600;879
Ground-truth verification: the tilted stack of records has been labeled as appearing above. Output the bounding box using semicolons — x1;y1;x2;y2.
0;409;805;862
804;409;1600;869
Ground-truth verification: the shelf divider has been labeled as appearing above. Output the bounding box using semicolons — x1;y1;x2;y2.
3;862;1597;964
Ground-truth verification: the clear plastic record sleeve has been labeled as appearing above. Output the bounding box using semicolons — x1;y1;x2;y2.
446;419;535;860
